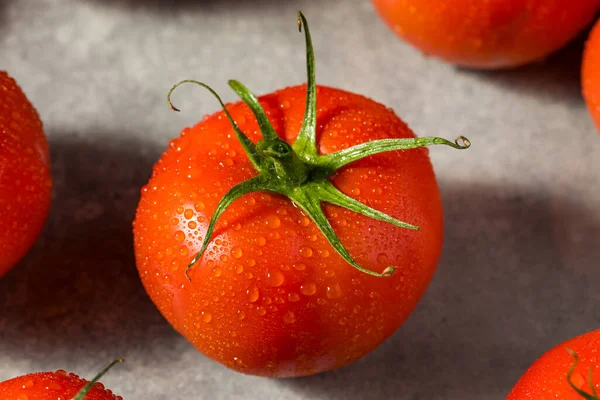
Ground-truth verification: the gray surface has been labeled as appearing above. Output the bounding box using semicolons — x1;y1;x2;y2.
1;0;599;399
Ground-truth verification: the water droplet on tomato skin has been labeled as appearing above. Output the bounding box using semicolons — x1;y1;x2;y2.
266;270;284;287
283;311;296;324
300;282;317;296
231;246;243;259
21;379;34;388
265;214;281;229
174;230;185;242
299;246;313;258
326;283;342;299
288;292;300;302
246;285;260;303
256;306;267;316
202;312;212;323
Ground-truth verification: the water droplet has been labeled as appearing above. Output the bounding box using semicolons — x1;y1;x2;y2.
326;283;342;299
267;270;284;287
235;265;244;274
195;202;205;211
231;246;243;259
299;246;313;258
324;269;335;278
171;217;179;226
293;263;306;271
318;249;330;258
299;216;310;227
300;282;317;296
202;312;212;322
256;306;267;316
351;187;361;195
188;221;197;229
353;305;361;314
55;370;67;377
220;254;229;262
288;293;300;302
257;236;267;246
223;158;234;167
179;246;189;257
213;267;223;277
339;317;348;325
246;285;260;302
377;253;388;264
283;311;296;324
265;214;281;229
176;206;184;214
317;298;327;305
237;310;246;320
281;100;291;109
274;296;285;304
263;296;273;305
184;209;194;219
247;258;256;267
174;231;185;242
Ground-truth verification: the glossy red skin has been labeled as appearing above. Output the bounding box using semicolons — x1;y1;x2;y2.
583;19;600;133
507;329;600;399
0;71;52;278
0;371;123;400
134;84;444;377
372;0;600;69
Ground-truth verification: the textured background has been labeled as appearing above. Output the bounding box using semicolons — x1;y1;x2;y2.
1;1;599;399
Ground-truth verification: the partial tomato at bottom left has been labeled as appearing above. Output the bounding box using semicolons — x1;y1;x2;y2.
0;360;124;400
0;71;53;278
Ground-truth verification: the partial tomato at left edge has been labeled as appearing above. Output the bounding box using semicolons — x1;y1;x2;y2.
583;18;600;134
0;71;53;278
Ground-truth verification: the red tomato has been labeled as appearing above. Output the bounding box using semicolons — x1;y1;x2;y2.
507;329;600;399
0;71;53;278
0;361;123;400
372;0;600;69
583;19;600;133
133;12;468;377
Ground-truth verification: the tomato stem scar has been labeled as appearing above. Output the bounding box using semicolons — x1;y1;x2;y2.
71;359;124;400
167;11;471;281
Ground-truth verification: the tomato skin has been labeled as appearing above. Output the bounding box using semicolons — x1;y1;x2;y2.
372;0;600;69
507;329;600;399
134;84;443;377
0;371;122;400
583;19;600;133
0;71;52;278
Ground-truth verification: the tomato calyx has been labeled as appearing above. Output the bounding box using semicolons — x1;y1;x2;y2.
71;358;123;400
566;349;599;399
167;11;471;280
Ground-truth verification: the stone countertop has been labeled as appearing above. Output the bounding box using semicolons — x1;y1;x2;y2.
1;1;599;399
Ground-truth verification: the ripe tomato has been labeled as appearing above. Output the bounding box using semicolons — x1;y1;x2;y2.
0;360;123;400
0;71;53;278
371;0;600;69
134;12;469;377
507;329;600;399
583;19;600;133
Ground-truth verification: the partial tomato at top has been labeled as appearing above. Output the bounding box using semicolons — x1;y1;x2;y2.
0;71;53;278
133;12;470;377
583;19;600;134
507;329;600;399
371;0;600;69
0;359;123;400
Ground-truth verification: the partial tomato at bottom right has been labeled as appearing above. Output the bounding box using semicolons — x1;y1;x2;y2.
583;19;600;134
507;329;600;399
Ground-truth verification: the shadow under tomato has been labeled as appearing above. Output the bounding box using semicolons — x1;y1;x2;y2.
279;182;600;399
464;24;594;106
0;131;184;365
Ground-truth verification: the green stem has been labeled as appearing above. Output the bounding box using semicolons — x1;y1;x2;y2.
71;359;123;400
566;349;599;399
170;11;471;279
318;136;471;171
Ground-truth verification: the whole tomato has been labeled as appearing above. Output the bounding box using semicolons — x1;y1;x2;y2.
0;71;53;278
0;360;123;400
371;0;600;69
133;12;469;377
583;19;600;133
507;329;600;399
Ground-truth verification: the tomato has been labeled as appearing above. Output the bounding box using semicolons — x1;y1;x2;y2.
507;329;600;399
0;71;53;278
583;19;600;134
133;12;469;377
371;0;600;69
0;360;123;400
